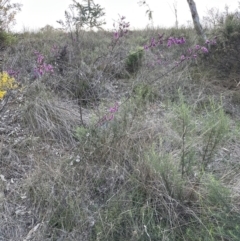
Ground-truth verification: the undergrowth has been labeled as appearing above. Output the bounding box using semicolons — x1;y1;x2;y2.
1;8;240;241
17;93;240;241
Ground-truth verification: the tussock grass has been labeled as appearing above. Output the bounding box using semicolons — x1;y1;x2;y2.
22;82;80;145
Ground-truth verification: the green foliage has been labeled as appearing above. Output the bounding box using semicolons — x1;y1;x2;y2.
0;0;22;31
0;0;21;49
200;99;229;169
0;30;16;46
91;189;168;241
57;0;105;32
75;125;89;141
170;92;230;177
21;87;239;241
70;76;97;105
125;47;144;74
72;0;105;29
200;9;240;81
133;83;158;104
146;148;185;200
40;24;55;33
138;1;153;21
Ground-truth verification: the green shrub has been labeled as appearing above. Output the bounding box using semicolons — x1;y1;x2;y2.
125;46;144;74
0;31;17;47
75;125;89;141
133;83;158;104
170;92;230;177
200;10;240;82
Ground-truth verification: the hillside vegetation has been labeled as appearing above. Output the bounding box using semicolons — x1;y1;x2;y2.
1;7;240;241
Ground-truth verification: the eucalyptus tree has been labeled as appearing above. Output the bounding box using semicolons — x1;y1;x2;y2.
186;0;206;40
0;0;21;31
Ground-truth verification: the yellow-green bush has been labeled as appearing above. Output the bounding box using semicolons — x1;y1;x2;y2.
0;71;17;99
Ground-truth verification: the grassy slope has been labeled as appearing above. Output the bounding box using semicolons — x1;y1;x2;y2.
1;26;240;241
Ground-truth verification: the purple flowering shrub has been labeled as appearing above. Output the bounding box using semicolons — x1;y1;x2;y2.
7;69;20;81
144;34;215;64
202;11;240;82
33;51;54;78
97;102;119;127
92;18;219;127
94;15;131;79
141;32;217;84
113;16;130;41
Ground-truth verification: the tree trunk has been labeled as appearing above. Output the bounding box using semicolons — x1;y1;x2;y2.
186;0;206;40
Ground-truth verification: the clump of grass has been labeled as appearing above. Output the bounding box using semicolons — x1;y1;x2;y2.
22;82;80;144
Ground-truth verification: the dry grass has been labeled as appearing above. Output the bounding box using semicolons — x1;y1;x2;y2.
22;82;81;146
1;24;240;241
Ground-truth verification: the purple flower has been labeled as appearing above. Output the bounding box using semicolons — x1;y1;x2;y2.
176;39;182;44
49;65;54;72
167;39;173;47
144;45;149;50
109;103;119;113
114;31;119;39
180;55;186;61
112;16;129;40
34;67;43;77
180;37;186;44
211;39;217;45
201;46;208;53
150;38;156;47
37;56;43;64
39;67;44;76
195;45;201;50
7;69;19;80
45;64;54;73
167;37;185;47
33;51;54;78
109;107;116;113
